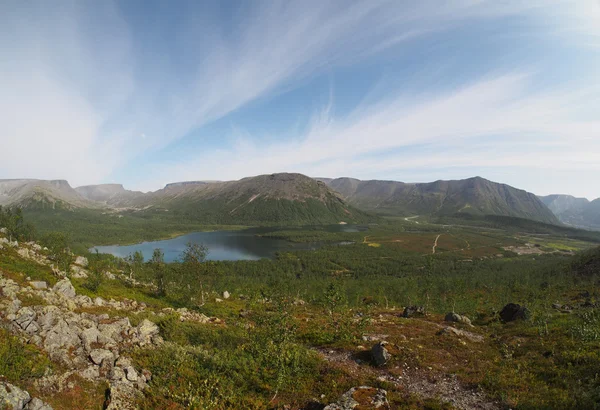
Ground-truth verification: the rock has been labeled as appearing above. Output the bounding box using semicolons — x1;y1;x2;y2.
109;366;126;382
141;369;152;382
436;326;484;343
79;366;101;381
0;382;31;410
324;386;389;410
29;281;47;290
14;307;37;333
90;349;115;366
215;298;223;303
222;290;230;299
401;305;425;318
94;297;105;306
80;327;101;351
70;265;89;279
74;256;88;267
135;319;159;345
444;312;473;327
53;278;76;299
104;271;116;280
27;397;53;410
124;366;138;382
371;342;391;366
500;303;531;322
105;382;143;410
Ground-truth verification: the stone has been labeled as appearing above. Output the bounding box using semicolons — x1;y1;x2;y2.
53;278;76;299
135;319;159;345
222;290;230;299
124;366;138;382
371;342;391;366
29;281;48;290
27;397;53;410
109;366;126;382
500;303;531;322
324;386;389;410
436;326;484;343
79;366;101;381
105;382;143;410
215;298;223;303
14;307;40;334
401;305;425;318
0;382;31;410
444;312;473;327
94;297;105;306
74;256;88;267
90;349;115;366
80;327;101;351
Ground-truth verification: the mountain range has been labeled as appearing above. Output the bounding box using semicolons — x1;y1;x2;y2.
2;174;597;228
539;195;600;231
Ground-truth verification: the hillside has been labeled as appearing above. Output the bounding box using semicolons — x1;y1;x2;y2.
140;173;374;225
540;194;600;231
75;184;145;207
322;176;559;224
0;179;96;210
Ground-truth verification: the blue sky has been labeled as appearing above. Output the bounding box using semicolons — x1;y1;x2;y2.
1;1;599;198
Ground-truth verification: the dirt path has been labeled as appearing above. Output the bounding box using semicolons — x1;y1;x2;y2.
315;347;500;410
432;234;441;254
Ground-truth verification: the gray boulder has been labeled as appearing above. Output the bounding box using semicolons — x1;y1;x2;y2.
28;397;53;410
29;281;47;290
0;382;31;410
53;279;76;299
74;256;88;267
444;312;473;326
371;342;391;367
324;386;389;409
135;319;159;345
90;349;115;366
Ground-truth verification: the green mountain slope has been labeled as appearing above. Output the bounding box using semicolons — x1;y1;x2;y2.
139;173;374;225
322;176;559;224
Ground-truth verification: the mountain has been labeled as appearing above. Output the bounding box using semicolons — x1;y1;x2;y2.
139;173;373;224
0;179;95;210
320;176;559;224
75;184;145;207
539;194;600;231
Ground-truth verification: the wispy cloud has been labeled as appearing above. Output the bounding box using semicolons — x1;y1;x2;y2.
0;0;598;194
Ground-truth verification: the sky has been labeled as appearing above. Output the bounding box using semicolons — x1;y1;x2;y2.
1;1;599;199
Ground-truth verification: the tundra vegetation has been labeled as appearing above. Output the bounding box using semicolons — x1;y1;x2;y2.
0;209;599;409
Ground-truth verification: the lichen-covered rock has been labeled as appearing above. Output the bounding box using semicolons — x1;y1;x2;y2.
371;341;391;367
135;319;159;345
74;256;89;267
90;349;115;366
324;386;389;409
444;312;473;327
105;382;143;410
29;281;48;290
0;382;31;410
27;397;54;410
436;326;484;343
53;278;76;299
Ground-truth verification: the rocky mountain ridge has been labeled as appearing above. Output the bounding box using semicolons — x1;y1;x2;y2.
320;176;559;224
539;194;600;231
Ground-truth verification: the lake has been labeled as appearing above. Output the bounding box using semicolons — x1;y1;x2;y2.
92;225;367;262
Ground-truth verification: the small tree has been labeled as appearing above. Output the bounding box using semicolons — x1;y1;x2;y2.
150;248;167;296
178;242;208;304
43;232;73;273
84;250;105;292
126;250;145;280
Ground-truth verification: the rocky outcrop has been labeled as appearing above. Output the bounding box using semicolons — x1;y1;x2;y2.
0;382;52;410
324;386;390;409
402;305;425;318
436;326;484;343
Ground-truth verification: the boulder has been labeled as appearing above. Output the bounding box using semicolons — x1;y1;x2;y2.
124;366;138;382
371;342;391;367
29;281;48;290
80;366;101;381
436;326;484;343
90;349;115;366
444;312;473;327
105;382;143;410
53;278;76;299
74;256;89;267
80;327;101;351
27;397;53;410
0;382;31;410
14;307;37;333
500;303;531;322
135;319;159;345
222;290;230;299
324;386;389;410
401;305;425;318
